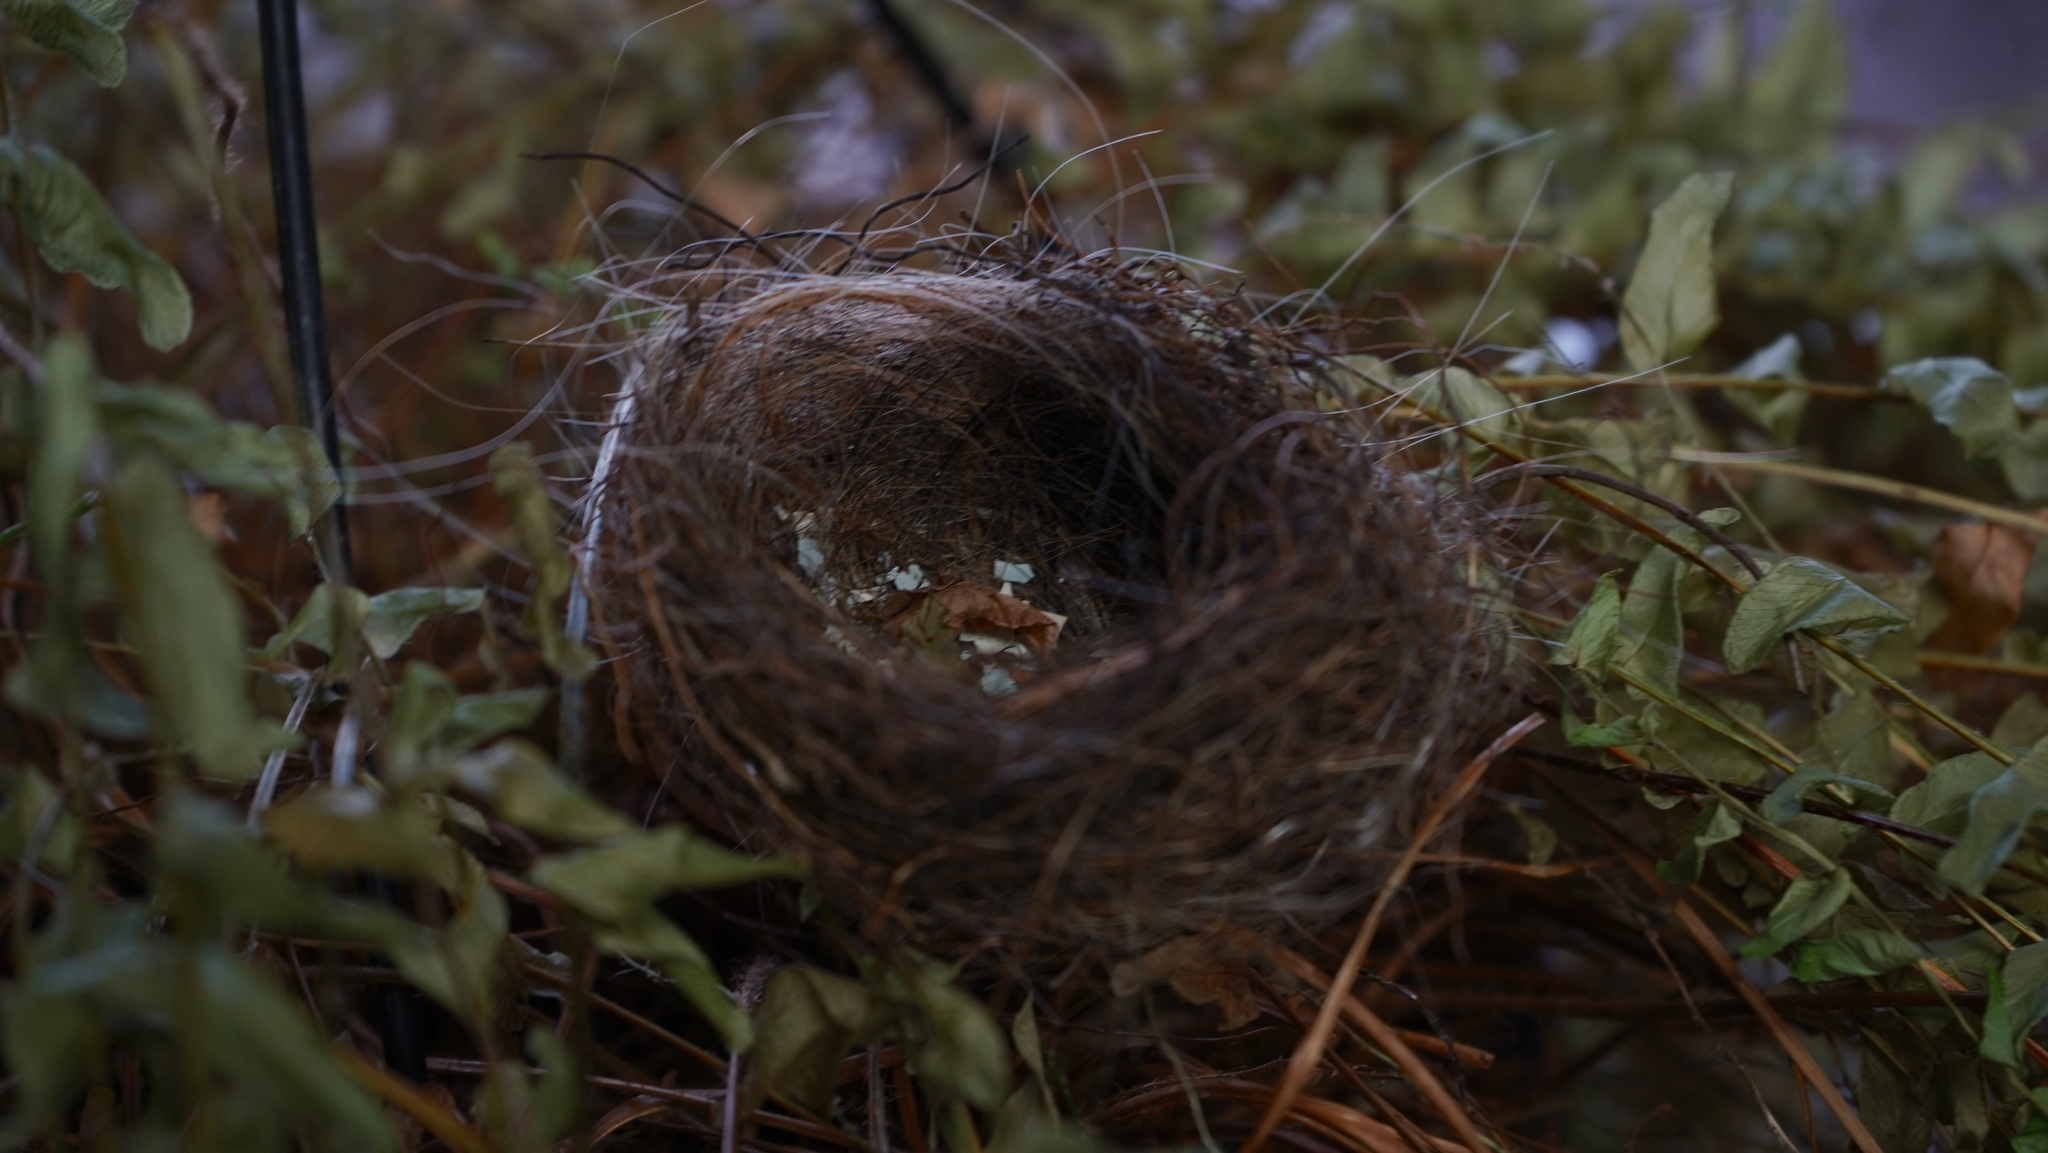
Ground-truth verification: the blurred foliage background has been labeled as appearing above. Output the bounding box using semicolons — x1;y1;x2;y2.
7;0;2047;585
3;1;2048;1151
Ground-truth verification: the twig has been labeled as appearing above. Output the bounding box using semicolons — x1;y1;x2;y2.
1817;636;2013;763
1518;750;1958;850
1474;462;1765;579
1244;713;1544;1153
1916;650;2048;681
333;1046;490;1153
1496;374;1897;400
1670;448;2048;537
424;1058;868;1150
1258;943;1497;1070
1093;1078;1469;1153
1545;781;1886;1153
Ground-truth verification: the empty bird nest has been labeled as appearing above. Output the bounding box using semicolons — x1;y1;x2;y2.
586;224;1526;960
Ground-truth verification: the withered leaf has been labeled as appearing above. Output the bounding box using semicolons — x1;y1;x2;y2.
1109;935;1261;1030
1930;523;2034;653
885;581;1063;654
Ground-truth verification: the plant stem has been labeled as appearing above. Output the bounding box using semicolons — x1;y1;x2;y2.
1671;448;2048;536
1499;373;1897;400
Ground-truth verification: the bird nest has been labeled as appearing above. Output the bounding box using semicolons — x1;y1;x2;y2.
592;232;1523;958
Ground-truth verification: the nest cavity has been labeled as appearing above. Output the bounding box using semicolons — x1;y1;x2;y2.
600;235;1521;956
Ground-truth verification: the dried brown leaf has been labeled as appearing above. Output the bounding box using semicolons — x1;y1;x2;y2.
187;491;232;542
1930;522;2034;653
884;581;1064;654
1110;935;1261;1030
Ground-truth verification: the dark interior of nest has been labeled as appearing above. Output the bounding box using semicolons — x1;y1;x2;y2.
605;255;1521;954
654;271;1293;629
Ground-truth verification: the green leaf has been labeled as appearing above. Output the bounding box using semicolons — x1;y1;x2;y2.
1749;0;1845;137
26;333;92;586
0;140;190;348
1616;545;1687;699
531;828;803;1051
6;0;138;86
1739;867;1853;958
1760;764;1893;824
1937;738;2048;895
1816;687;1902;792
1995;694;2048;752
525;1029;581;1149
743;966;888;1114
1552;571;1621;672
1613;510;1737;697
1789;929;1925;982
1900;125;2023;234
1400;366;1520;443
603;914;749;1050
1620;171;1733;372
1728;333;1803;381
1506;801;1558;866
1640;698;1777;787
382;853;509;1032
2019;1108;2048;1153
157;791;411;941
873;953;1012;1110
1980;940;2048;1069
450;739;632;843
4;334;149;735
1657;801;1740;884
1890;752;2005;831
160;946;403;1151
99;384;337;534
0;766;81;874
2000;422;2048;502
6;893;397;1151
1722;556;1909;674
175;947;399;1151
386;660;459;781
252;784;502;1026
1012;999;1054;1112
1878;357;2048;501
443;688;551;749
362;587;485;658
262;583;368;660
166;791;506;1026
531;827;802;922
264;583;484;662
381;663;545;783
475;1030;580;1153
1613;509;1728;700
492;443;593;678
1721;333;1808;443
103;453;289;779
1881;357;2020;458
1560;709;1643;748
1857;1020;1935;1153
263;785;463;890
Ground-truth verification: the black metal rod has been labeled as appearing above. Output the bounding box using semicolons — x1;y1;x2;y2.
865;0;997;162
256;0;426;1081
255;0;351;579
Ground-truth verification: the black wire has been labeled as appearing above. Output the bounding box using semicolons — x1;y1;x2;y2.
258;0;428;1083
256;0;351;579
864;0;982;139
